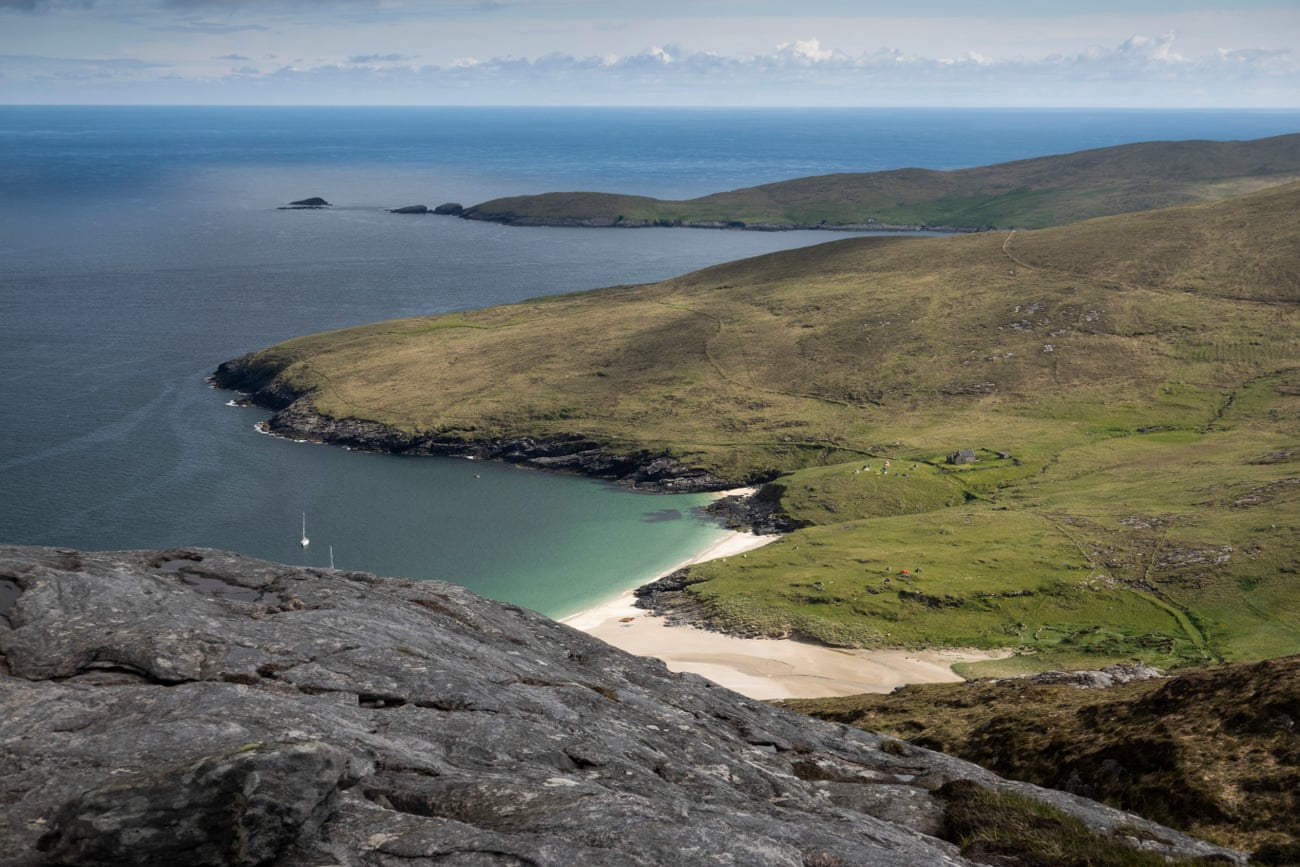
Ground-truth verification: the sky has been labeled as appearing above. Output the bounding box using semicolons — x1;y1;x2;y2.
1;0;1297;107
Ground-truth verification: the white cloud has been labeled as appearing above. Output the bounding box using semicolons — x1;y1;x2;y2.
774;37;835;65
1117;31;1181;62
0;0;93;9
348;52;417;64
148;18;268;33
419;31;1296;90
0;4;1296;106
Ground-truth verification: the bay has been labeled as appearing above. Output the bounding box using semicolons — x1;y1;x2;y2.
1;106;1296;617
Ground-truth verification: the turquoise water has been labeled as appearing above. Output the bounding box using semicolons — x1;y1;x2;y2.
2;106;1296;617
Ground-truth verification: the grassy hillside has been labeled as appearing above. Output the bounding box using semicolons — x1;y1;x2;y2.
463;134;1300;230
786;655;1300;857
227;182;1300;672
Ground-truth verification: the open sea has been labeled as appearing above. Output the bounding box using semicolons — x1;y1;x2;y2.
1;106;1296;617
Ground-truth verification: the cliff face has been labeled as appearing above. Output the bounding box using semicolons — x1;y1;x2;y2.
0;546;1241;866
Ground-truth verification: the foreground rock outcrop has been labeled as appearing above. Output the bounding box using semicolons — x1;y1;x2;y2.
0;546;1242;866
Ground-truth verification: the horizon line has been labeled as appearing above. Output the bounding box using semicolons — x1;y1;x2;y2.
2;103;1297;111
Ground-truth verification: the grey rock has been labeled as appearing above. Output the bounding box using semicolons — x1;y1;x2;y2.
1022;663;1166;689
388;205;430;214
0;546;1244;866
433;202;464;215
705;483;799;534
37;741;356;867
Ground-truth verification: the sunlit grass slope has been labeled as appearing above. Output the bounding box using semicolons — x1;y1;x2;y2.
463;134;1300;230
236;182;1300;671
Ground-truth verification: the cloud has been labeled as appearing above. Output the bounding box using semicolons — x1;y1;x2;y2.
3;24;1295;107
0;53;171;83
352;32;1294;106
774;37;836;65
432;32;1296;83
0;0;93;10
161;0;367;6
226;35;1269;98
1118;32;1181;61
149;18;268;33
348;53;418;64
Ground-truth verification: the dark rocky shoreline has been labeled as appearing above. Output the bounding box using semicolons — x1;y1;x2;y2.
212;357;757;499
278;195;979;233
457;209;980;234
216;354;804;633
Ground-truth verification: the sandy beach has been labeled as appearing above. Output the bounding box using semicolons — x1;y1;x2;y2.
563;508;1002;700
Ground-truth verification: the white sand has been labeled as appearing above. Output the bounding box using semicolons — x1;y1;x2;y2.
563;507;1004;701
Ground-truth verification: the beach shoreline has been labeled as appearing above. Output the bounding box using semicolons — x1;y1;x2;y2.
563;496;1004;700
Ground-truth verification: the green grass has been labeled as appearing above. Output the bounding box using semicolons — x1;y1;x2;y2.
220;182;1300;672
681;500;1210;665
462;134;1300;230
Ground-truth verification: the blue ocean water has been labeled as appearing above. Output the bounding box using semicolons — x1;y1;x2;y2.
1;106;1296;616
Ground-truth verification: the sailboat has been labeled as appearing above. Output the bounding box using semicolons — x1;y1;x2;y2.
329;546;334;569
300;512;310;548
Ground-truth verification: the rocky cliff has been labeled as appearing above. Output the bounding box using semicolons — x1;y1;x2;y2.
0;546;1242;866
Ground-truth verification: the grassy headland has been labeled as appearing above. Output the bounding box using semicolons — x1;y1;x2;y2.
221;181;1300;673
461;134;1300;230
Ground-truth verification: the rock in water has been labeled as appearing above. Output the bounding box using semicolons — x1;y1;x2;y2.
0;546;1244;866
288;196;330;207
388;205;430;214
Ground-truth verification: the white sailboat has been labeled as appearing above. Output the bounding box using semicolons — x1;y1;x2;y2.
329;545;334;569
300;512;310;548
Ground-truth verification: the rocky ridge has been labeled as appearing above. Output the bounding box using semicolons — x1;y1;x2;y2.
0;545;1243;866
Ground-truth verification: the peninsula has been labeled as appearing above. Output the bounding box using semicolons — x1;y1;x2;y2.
216;178;1300;675
455;133;1300;231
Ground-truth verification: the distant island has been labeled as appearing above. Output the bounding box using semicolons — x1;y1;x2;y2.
276;135;1300;232
451;134;1300;231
